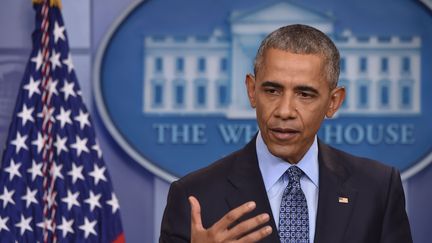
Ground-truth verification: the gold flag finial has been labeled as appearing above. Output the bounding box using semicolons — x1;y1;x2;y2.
32;0;62;9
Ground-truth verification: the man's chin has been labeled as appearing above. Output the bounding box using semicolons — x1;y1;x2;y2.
267;145;299;164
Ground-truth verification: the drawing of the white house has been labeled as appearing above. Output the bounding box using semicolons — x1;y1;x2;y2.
142;1;421;118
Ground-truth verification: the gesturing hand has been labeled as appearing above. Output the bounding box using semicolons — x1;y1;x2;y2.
189;196;272;243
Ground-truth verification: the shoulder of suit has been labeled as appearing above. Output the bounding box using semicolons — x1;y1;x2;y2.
176;146;243;185
177;136;257;186
319;140;397;181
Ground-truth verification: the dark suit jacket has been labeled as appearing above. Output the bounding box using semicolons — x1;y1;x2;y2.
160;137;412;243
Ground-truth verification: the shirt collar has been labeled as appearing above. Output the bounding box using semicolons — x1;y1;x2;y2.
256;131;319;191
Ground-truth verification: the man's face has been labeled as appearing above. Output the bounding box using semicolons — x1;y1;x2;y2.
246;48;345;163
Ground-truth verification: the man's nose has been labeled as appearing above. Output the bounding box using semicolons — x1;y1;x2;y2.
274;93;297;120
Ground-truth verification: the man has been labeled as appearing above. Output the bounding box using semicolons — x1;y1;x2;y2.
160;24;412;243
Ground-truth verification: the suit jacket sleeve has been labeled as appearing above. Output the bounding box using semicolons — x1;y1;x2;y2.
380;167;412;243
159;181;191;243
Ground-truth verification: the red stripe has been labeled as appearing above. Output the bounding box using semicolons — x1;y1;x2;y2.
112;233;126;243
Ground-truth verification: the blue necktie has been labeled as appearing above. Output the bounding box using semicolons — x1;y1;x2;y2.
278;166;309;243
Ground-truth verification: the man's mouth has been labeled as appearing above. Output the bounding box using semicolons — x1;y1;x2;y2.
269;127;300;141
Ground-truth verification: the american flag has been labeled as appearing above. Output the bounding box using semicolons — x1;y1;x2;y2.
0;0;125;242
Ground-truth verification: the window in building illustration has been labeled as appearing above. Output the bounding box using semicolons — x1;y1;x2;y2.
380;58;388;73
195;79;207;107
197;86;206;106
176;85;184;106
359;57;367;73
176;57;184;73
220;58;228;72
198;57;206;72
402;57;411;73
378;80;391;108
217;80;229;107
152;79;164;107
399;79;413;108
338;78;349;109
357;80;370;108
173;79;186;107
155;57;163;72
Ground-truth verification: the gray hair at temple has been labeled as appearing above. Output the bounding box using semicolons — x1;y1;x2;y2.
253;24;340;89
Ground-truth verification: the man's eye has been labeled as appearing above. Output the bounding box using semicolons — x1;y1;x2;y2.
298;91;314;98
264;88;279;94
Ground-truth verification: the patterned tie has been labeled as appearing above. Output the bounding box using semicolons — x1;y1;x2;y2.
278;166;309;243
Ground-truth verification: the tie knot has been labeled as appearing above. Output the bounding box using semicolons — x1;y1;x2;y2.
287;166;303;187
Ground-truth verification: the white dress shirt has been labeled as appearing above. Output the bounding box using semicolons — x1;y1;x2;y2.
256;131;319;241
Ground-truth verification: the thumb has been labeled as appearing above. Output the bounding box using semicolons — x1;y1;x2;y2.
189;196;204;230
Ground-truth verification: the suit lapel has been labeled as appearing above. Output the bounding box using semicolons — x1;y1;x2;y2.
225;138;280;243
222;137;358;242
314;141;358;243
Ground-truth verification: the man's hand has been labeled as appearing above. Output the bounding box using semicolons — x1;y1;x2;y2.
189;196;272;243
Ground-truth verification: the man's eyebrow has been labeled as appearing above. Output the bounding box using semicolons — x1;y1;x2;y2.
260;82;320;94
294;85;319;94
261;81;283;89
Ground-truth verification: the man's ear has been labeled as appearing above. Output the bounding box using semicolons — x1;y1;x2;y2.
245;74;257;108
326;86;345;118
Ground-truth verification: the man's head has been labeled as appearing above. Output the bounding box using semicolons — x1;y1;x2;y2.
254;24;340;89
246;24;345;163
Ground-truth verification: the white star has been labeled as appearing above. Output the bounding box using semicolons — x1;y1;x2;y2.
57;217;74;238
15;215;32;235
0;216;9;232
89;164;107;185
56;107;72;128
0;188;15;208
17;104;34;126
37;106;56;127
31;50;43;71
54;134;68;155
84;191;102;212
50;162;64;181
27;160;43;181
23;76;41;98
79;217;97;239
50;50;62;71
60;80;76;100
31;133;45;154
61;190;80;210
36;217;54;233
70;135;89;156
53;21;66;43
4;159;22;181
11;132;28;153
68;163;84;184
21;187;38;208
74;110;90;130
106;193;120;214
92;142;102;159
62;54;74;73
48;79;59;97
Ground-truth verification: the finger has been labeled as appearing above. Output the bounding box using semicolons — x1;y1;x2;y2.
213;201;256;232
237;225;272;243
226;213;270;240
189;196;204;230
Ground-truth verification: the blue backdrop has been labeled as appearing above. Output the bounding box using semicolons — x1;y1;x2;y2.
0;0;431;242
